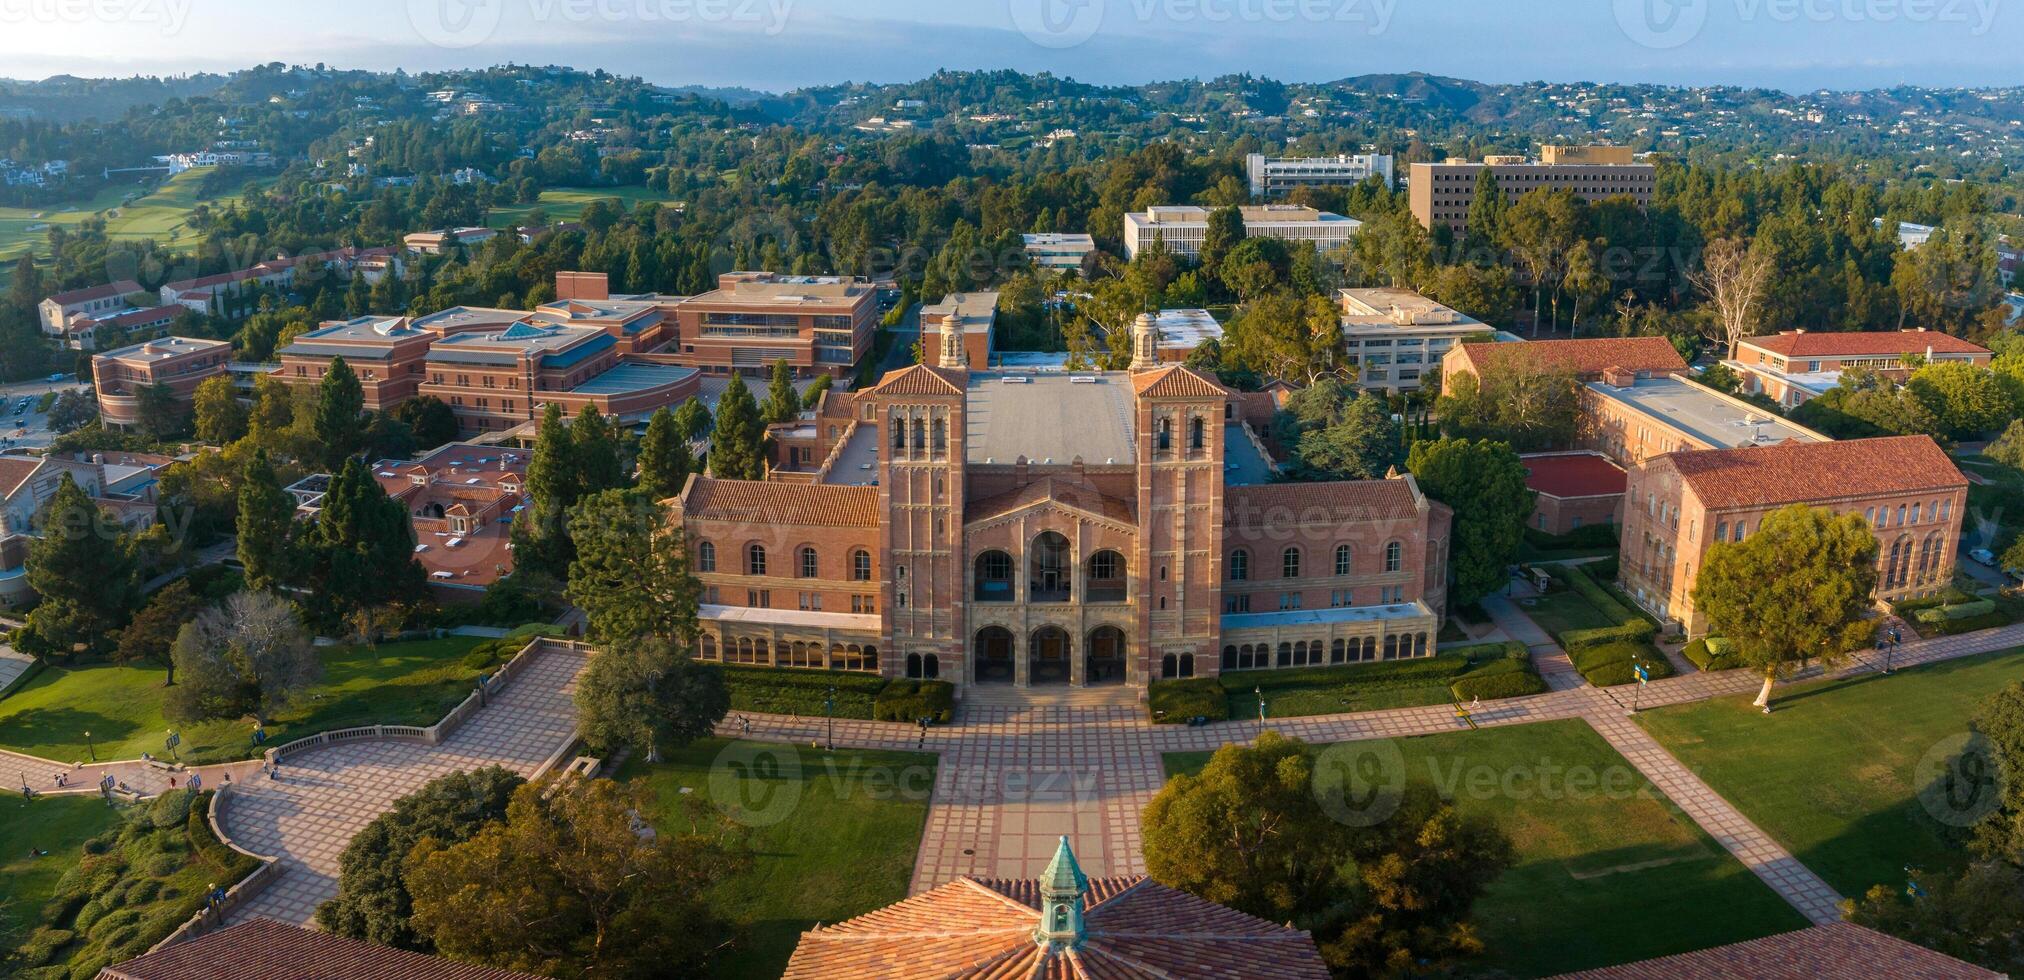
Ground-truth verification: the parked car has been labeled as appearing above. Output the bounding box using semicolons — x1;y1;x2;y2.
1971;547;1998;566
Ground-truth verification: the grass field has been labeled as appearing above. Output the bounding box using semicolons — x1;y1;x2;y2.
1163;720;1806;977
619;738;935;980
0;636;488;766
486;186;684;228
0;794;123;946
0;168;273;263
1519;588;1621;638
1638;647;2024;899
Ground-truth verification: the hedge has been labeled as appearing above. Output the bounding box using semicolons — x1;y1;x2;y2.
1682;637;1746;671
1920;611;2014;636
1451;656;1546;701
1231;650;1482;696
1149;677;1229;723
1570;640;1674;687
1914;599;1998;624
873;680;955;724
1560;619;1658;651
718;665;889;720
1892;587;1979;617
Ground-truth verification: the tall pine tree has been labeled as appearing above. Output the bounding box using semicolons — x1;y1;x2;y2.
708;374;765;481
571;405;625;496
761;359;800;425
237;449;297;593
309;458;424;624
510;403;581;581
313;357;367;470
21;475;142;657
634;407;693;499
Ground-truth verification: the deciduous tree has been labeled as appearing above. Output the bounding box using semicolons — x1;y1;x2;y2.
191;375;247;445
165;590;317;722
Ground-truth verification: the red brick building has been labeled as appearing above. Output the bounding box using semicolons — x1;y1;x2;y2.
91;336;233;429
1440;336;1688;386
670;316;1451;693
668;271;880;378
276;316;435;411
1521;452;1626;535
1726;328;1994;408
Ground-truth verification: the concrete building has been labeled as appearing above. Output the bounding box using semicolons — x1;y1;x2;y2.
1121;205;1361;261
668;271;881;378
58;303;179;352
1338;287;1489;392
1246;152;1395;198
1409;145;1655;232
402;227;497;254
91;336;232;429
1521;451;1626;536
1578;368;1829;469
1021;232;1097;272
1619;435;1967;635
1725;329;1993;408
38;280;143;336
669;315;1452;693
1148;309;1223;363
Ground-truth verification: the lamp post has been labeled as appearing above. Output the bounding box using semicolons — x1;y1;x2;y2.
823;687;837;752
1887;625;1900;674
1255;686;1266;735
84;730;94;762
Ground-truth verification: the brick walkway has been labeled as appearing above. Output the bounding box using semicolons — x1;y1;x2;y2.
216;646;587;927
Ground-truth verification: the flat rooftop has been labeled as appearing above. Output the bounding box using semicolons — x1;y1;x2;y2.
991;352;1071;370
1223;423;1276;485
568;361;697;396
1222;601;1433;631
286;316;424;348
1587;375;1826;450
823;423;882;486
1022;233;1094;247
1156;309;1222;350
1338;288;1483;332
97;336;229;363
921;292;999;334
965;371;1137;465
412;306;528;334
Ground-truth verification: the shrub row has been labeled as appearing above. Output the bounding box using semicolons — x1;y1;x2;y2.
1227;652;1477;695
1913;599;1998;624
1148;677;1229;723
1451;656;1547;701
1560;619;1658;651
872;680;955;724
718;665;889;720
1891;586;1979;617
459;625;566;671
1571;640;1675;687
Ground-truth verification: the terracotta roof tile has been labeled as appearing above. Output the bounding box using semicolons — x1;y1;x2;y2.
1552;922;1999;979
46;280;141;306
1666;435;1965;511
1224;479;1422;530
0;456;43;498
1743;329;1991;359
1452;337;1686;379
96;918;544;980
964;477;1137;527
1131;365;1229;400
684;477;881;527
1522;452;1627;499
869;363;966;397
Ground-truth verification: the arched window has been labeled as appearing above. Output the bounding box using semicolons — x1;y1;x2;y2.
746;543;767;576
851;549;872;581
975;550;1014;602
1157;417;1172;451
1282;547;1302;579
890;413;906;452
1335;544;1352;576
1384;541;1403;573
932;417;946;454
696;541;716;573
1229;549;1250;581
912;417;926;453
798;546;818;579
1189;416;1205;450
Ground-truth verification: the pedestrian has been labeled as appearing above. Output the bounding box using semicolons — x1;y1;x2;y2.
740;715;751;736
223;771;231;784
168;776;176;789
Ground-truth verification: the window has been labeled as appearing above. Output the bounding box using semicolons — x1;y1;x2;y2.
1223;594;1251;613
697;541;716;572
1282;547;1302;579
798;546;818;578
1384;541;1402;573
1157;417;1172;452
851;549;872;581
1334;544;1352;576
746;544;767;576
1229;549;1249;581
1279;592;1303;611
1189;416;1205;450
746;589;770;608
1911;503;1922;525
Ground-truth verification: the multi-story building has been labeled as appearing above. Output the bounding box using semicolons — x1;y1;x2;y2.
918;292;998;370
1725;329;1994;408
1577;367;1829;468
1338;287;1490;392
362;442;529;597
1619;435;1967;635
91;336;233;429
159;247;403;314
1148;309;1223;363
667;271;880;378
1246;152;1395;198
1521;451;1626;536
276;316;436;411
0;453;160;606
402;227;498;254
1440;335;1687;386
1121;205;1361;261
38;280;143;336
668;315;1451;693
57;304;180;352
1409;145;1655;232
417;321;700;436
1021;233;1097;272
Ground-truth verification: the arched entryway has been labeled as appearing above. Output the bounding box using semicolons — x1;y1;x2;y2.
1030;626;1070;685
1030;532;1071;602
974;627;1014;684
1086;626;1126;685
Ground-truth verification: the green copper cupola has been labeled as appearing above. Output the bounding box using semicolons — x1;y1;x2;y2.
1034;835;1089;951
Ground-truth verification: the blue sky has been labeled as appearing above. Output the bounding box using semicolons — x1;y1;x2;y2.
2;0;2017;92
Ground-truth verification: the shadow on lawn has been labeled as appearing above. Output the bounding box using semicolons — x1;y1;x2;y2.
0;705;135;754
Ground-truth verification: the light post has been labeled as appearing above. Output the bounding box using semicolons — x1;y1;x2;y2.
1255;686;1266;735
823;687;837;752
1887;625;1901;674
1628;658;1650;715
165;729;180;761
84;730;94;762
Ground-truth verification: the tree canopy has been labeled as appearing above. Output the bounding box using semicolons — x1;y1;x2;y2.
1406;438;1534;605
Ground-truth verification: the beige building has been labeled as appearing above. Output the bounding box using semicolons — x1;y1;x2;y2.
1337;287;1489;392
918;292;999;370
1726;328;1994;408
1619;435;1967;635
668;271;880;378
1409;145;1655;232
1122;204;1360;261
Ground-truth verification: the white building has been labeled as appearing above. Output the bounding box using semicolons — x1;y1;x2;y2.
1121;204;1361;261
1021;233;1097;272
1246;153;1395;198
1337;287;1493;393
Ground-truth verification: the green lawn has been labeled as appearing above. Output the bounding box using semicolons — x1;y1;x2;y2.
0;794;123;945
0;636;489;766
619;738;935;979
1164;720;1806;977
1519;588;1620;638
1222;645;1526;720
1638;647;2024;899
485;186;684;228
0;168;272;263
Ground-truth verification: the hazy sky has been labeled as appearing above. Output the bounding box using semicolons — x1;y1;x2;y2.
1;0;2018;92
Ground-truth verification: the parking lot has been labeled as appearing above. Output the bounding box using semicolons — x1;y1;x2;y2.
0;374;90;452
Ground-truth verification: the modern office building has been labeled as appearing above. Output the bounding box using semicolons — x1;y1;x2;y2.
669;315;1452;693
417;320;699;436
1246;152;1395;198
1121;205;1360;261
276;316;436;411
1337;287;1489;393
667;271;881;378
1021;232;1098;272
1725;329;1993;408
91;336;233;429
1409;145;1655;232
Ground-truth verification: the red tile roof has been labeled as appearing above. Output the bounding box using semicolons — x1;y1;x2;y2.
782;875;1330;980
1132;365;1229;400
1451;337;1686;379
46;280;141;306
1522;452;1627;499
1224;478;1423;529
684;477;881;527
96;918;544;980
0;456;42;498
1552;922;1999;979
1743;329;1991;359
868;363;965;397
965;476;1137;526
1667;435;1965;510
